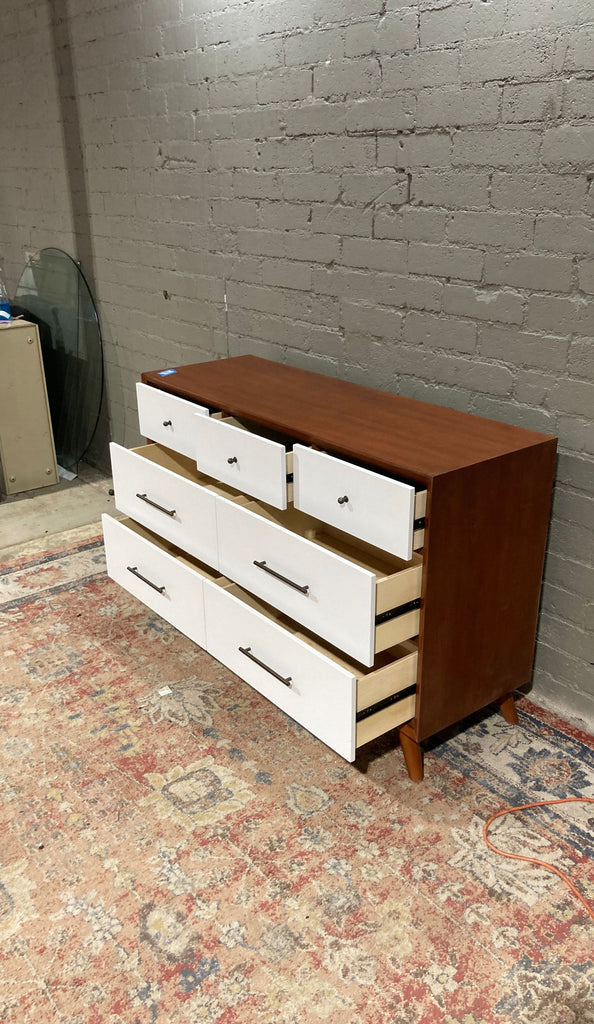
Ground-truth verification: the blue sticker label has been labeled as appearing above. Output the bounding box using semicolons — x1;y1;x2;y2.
158;368;177;376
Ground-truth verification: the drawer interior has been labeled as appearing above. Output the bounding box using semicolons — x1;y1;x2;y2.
117;516;226;583
131;443;250;502
215;580;417;750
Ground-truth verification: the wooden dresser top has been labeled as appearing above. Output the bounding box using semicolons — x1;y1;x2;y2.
142;356;556;482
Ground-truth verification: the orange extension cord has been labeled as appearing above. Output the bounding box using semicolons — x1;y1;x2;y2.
483;797;594;920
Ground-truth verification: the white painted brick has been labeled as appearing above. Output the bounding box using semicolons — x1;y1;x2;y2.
535;215;594;256
541;126;594;171
408;243;483;282
262;259;312;291
311;203;373;236
528;295;594;335
281;102;348;137
375;208;447;244
411;170;490;209
342;238;407;273
452;130;542;168
404;311;477;352
564;80;594;120
416;86;500;128
567;338;594;379
420;2;506;46
484;253;574;292
313;136;375;170
284;27;345;67
257;139;313;171
341;172;409;206
578;260;594;294
345;11;418;58
478;325;569;371
382;50;459;92
490;172;588;212
346;95;415;133
282;172;341;202
259;203;311;231
340;301;403;339
444;285;524;324
314;58;381;100
234;171;283;200
257;68;312;104
460;35;555;83
502;83;563;124
448;211;534;249
378;133;452;169
508;0;591;32
560;26;594;72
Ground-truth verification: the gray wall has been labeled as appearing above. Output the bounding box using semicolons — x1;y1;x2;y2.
1;0;592;726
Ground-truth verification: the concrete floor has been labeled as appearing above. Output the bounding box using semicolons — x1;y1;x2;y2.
0;461;114;554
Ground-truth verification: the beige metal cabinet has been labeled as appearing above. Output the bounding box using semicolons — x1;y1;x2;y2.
0;320;59;495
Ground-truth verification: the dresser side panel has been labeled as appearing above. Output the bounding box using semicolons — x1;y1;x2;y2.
416;438;557;742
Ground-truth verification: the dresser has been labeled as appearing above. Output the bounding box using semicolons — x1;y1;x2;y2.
102;356;557;780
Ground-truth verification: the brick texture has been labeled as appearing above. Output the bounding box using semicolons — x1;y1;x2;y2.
0;0;592;726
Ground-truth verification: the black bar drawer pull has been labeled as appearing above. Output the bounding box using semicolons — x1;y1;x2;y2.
136;492;176;517
239;646;292;687
253;559;309;594
127;566;166;594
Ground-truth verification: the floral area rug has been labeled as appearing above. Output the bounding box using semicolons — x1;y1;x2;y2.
1;525;593;1024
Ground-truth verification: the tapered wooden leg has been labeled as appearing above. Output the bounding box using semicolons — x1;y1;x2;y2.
398;722;424;782
498;693;519;725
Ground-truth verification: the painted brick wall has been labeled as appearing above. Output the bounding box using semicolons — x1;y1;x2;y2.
0;0;592;725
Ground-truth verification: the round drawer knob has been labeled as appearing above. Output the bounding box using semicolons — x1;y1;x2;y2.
227;456;238;464
162;419;172;426
337;495;349;505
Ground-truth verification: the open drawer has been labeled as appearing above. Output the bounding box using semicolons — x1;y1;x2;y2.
136;382;208;459
293;444;426;559
102;514;223;649
216;496;422;667
110;442;244;568
194;413;293;510
204;580;417;762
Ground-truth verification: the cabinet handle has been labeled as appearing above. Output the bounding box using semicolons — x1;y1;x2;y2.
227;456;238;464
127;566;166;594
239;646;292;687
162;419;172;426
253;559;309;594
337;495;349;505
136;493;176;517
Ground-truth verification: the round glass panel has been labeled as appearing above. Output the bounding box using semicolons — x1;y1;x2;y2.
14;248;103;470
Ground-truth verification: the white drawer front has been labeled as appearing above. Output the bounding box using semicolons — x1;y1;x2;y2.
102;514;207;647
216;499;377;665
204;582;356;760
110;443;219;567
194;415;288;509
136;382;208;459
293;445;416;560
